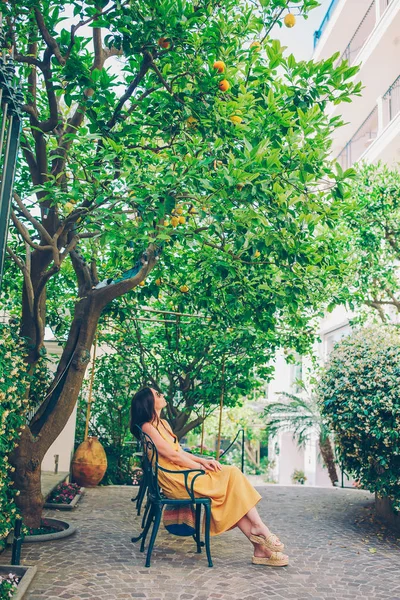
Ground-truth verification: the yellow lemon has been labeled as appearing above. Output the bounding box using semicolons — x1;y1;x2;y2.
254;250;261;258
284;13;296;28
186;116;197;127
250;41;261;52
176;207;183;215
163;219;170;226
189;207;197;215
178;216;186;224
180;285;189;293
230;115;242;124
171;216;179;227
139;280;145;287
155;278;162;286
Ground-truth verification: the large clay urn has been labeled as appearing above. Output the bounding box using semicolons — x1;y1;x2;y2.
71;437;107;487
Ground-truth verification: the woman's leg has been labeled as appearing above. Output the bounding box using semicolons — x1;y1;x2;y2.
236;507;283;557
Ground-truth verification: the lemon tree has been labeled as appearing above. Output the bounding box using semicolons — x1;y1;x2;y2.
3;0;360;526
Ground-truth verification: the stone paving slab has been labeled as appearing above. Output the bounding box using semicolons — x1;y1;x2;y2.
5;485;400;599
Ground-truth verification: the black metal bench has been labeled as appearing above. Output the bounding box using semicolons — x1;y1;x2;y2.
131;429;213;568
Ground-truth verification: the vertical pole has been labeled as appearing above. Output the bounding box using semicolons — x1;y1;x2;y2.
215;359;225;460
0;116;20;289
341;460;344;488
241;429;245;473
200;405;205;454
11;517;22;566
84;335;98;441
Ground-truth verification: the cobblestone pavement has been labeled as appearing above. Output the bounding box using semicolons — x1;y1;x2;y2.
7;484;400;600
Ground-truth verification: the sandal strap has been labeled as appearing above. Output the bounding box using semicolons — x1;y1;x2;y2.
266;533;281;546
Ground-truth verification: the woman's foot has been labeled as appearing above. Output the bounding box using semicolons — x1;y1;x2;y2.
252;551;289;567
250;529;284;552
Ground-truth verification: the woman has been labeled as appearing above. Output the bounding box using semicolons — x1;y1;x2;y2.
130;387;289;567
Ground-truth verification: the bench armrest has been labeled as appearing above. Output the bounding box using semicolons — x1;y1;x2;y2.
157;465;206;501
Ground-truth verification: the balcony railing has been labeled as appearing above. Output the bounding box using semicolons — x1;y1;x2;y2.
383;74;400;122
341;1;376;66
337;73;400;169
337;107;378;170
313;0;340;49
314;0;394;54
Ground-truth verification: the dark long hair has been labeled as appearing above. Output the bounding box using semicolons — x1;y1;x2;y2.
130;387;157;439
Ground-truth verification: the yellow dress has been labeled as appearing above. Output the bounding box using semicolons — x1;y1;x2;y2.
155;420;262;536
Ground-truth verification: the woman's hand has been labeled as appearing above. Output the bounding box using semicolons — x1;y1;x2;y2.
198;458;222;472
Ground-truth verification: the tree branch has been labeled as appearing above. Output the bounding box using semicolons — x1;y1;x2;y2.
12;192;53;244
34;7;66;65
107;52;152;130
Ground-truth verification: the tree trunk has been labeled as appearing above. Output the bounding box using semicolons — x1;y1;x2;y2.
318;434;339;486
10;428;44;528
10;294;102;527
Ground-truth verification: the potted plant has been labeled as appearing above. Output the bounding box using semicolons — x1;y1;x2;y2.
291;469;307;485
44;482;84;511
0;565;37;600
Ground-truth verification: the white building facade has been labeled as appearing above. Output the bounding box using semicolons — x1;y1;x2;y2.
266;0;400;486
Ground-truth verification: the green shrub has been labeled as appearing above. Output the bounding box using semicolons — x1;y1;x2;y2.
0;324;29;548
318;325;400;510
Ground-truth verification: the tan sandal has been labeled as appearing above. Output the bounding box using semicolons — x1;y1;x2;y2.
252;552;289;567
250;533;284;552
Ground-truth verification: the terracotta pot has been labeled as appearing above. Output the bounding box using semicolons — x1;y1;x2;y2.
71;437;107;487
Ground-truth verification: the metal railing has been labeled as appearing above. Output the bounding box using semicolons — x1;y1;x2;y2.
341;1;376;66
313;0;340;49
337;106;378;170
220;428;245;473
0;21;23;290
337;72;400;169
383;74;400;123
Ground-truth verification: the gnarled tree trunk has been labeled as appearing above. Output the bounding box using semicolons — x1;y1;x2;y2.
318;433;338;486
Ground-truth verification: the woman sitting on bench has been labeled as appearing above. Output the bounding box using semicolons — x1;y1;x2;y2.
130;387;289;568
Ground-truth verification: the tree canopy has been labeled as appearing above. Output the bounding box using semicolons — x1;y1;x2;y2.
2;0;361;526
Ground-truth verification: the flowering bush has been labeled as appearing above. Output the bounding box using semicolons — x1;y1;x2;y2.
0;572;20;599
46;482;82;505
0;323;29;550
318;326;400;510
0;321;50;549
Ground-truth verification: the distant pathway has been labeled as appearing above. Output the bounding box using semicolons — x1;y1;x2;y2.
9;484;400;600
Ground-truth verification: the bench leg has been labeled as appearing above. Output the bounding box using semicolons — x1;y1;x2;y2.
204;504;213;567
145;506;162;568
195;504;202;553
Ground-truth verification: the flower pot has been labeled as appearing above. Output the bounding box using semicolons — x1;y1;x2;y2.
0;565;37;600
71;437;107;487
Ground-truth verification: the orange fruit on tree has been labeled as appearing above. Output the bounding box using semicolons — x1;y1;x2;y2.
158;37;170;49
139;280;145;287
230;115;242;124
213;60;226;73
284;13;296;28
171;216;179;227
178;216;186;224
163;219;170;226
176;206;183;215
188;207;197;215
180;285;189;293
254;250;261;258
186;116;197;127
219;79;230;92
250;41;261;52
155;278;162;286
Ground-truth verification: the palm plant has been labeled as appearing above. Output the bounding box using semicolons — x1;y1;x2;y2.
264;391;338;486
